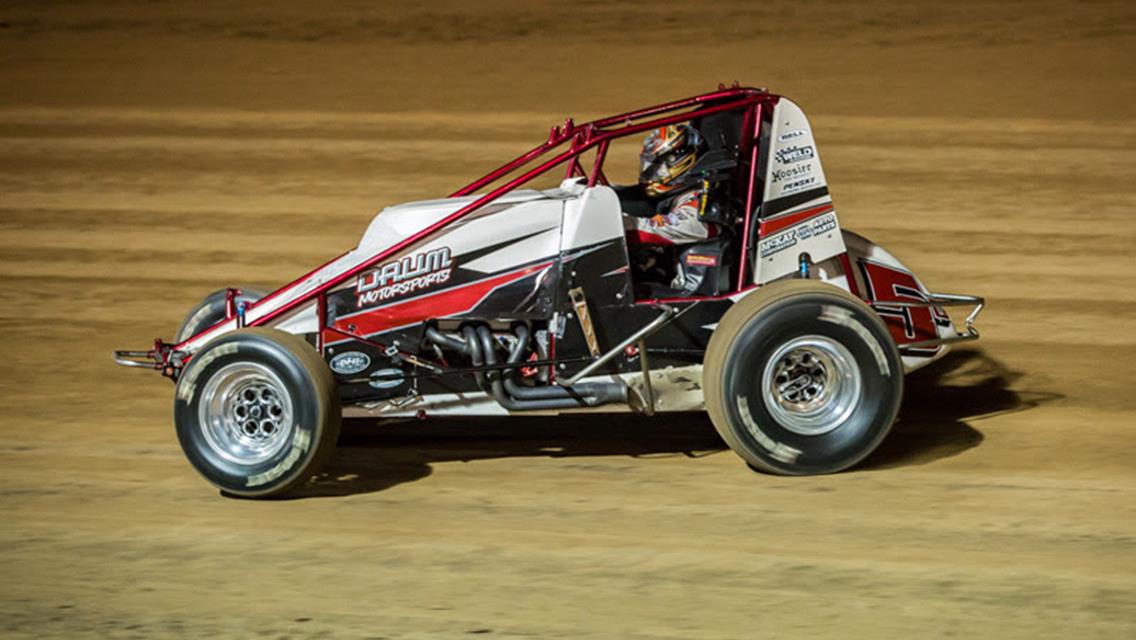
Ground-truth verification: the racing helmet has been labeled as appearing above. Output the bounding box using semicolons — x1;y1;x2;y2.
639;124;703;197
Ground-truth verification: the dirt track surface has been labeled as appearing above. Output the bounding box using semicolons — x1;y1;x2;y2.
2;2;1135;638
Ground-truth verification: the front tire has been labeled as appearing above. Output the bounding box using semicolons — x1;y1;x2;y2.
175;287;267;343
703;279;902;475
173;328;340;498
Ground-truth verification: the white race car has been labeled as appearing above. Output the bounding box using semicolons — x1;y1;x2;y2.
116;85;983;497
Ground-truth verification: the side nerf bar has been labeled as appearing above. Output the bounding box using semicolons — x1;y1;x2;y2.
871;293;985;351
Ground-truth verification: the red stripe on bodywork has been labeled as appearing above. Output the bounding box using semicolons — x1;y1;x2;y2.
759;203;834;236
325;262;551;343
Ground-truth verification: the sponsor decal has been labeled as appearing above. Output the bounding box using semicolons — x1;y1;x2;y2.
771;163;813;183
760;232;798;258
368;368;405;389
329;351;371;375
356;247;453;307
759;214;838;258
685;254;719;267
774;144;815;165
777;128;807;143
780;176;817;196
809;214;837;235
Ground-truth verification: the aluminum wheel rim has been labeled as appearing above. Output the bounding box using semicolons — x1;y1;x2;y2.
761;335;861;436
198;362;294;466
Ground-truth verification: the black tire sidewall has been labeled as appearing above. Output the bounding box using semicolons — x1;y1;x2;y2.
718;291;901;474
174;332;328;496
176;288;266;344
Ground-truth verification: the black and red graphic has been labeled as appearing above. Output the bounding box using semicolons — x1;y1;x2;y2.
329;260;554;344
858;259;951;355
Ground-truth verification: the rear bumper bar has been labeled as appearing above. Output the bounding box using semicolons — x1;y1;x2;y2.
871;293;985;352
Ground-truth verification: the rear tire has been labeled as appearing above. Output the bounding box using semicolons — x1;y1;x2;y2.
173;328;340;498
703;279;902;475
175;287;267;343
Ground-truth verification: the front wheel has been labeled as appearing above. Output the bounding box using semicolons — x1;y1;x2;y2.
175;287;267;344
703;279;902;475
173;328;340;498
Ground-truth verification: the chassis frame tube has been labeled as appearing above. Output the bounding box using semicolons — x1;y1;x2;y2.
173;92;770;359
557;304;677;387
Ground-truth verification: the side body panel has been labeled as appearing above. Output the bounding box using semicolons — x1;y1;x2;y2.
174;189;554;354
840;230;955;372
321;191;568;402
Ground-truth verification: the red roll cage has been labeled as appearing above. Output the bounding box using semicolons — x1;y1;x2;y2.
145;85;777;373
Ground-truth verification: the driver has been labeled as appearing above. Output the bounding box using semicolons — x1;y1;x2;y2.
623;124;718;246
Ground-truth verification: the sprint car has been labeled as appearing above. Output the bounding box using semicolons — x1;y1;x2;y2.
115;85;983;497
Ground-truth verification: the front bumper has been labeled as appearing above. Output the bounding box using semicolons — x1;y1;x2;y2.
113;339;184;379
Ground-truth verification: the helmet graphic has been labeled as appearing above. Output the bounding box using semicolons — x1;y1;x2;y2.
639;124;703;197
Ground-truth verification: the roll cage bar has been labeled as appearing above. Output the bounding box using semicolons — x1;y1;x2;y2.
236;85;773;332
449;83;773;299
452;84;770;197
119;85;777;375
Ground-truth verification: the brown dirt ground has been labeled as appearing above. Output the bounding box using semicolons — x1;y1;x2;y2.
1;1;1134;638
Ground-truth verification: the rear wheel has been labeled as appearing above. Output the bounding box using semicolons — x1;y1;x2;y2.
173;328;340;498
703;279;902;475
175;287;267;343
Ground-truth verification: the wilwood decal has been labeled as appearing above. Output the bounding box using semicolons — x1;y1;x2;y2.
368;368;406;389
